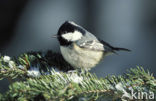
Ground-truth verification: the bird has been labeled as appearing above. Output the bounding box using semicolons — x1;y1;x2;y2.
52;21;130;71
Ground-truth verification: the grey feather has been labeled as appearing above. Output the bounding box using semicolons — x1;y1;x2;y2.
76;31;104;51
78;40;104;51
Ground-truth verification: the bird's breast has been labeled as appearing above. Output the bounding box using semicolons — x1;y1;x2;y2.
60;44;103;71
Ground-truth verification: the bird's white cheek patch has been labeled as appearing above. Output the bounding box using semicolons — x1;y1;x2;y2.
62;31;82;41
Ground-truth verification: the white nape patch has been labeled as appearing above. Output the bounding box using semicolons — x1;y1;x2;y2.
69;21;79;27
62;30;82;41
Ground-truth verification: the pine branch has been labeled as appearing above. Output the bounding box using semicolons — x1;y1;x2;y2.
0;50;74;80
0;51;156;101
1;67;156;101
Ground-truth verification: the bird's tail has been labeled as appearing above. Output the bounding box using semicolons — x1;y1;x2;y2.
99;40;131;54
112;47;131;52
110;47;131;55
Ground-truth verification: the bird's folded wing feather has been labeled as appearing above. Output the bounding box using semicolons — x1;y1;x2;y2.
78;40;104;51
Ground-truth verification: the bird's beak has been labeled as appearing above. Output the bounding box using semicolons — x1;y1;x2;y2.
51;34;58;38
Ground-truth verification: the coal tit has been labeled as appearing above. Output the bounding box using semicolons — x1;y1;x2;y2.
53;21;130;71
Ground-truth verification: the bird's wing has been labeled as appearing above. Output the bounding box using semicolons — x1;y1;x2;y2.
78;40;104;51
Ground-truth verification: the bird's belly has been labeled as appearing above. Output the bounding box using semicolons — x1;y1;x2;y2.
60;45;103;71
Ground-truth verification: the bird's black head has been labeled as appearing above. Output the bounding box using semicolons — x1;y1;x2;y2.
56;21;86;46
